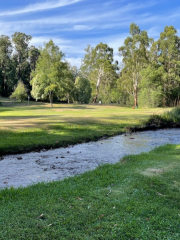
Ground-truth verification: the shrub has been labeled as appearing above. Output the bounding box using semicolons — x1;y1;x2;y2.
145;107;180;127
73;77;92;104
10;81;28;102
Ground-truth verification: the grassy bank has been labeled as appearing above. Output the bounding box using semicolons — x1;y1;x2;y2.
0;97;167;155
0;144;179;239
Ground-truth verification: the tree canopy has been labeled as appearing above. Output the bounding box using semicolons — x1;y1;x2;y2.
0;24;180;107
30;40;72;106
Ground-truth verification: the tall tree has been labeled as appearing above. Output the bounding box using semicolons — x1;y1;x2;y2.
12;32;32;82
30;40;70;107
29;46;40;72
81;43;118;103
0;35;12;95
155;26;180;106
118;23;150;107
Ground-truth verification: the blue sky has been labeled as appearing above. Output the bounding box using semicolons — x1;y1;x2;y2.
1;0;180;67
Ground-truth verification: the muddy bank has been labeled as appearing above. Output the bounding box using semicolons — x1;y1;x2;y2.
127;124;180;133
1;129;180;189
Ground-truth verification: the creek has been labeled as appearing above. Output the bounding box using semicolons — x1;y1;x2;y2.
1;128;180;189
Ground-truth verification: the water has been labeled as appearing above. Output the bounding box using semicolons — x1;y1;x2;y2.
1;129;180;189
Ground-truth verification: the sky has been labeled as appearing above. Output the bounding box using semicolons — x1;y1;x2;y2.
0;0;180;68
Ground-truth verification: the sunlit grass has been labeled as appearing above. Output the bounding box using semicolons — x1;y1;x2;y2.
0;97;170;155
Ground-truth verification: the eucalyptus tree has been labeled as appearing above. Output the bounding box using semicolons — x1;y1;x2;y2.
81;43;118;103
0;35;12;94
12;32;32;82
28;46;40;72
118;23;150;107
155;26;180;106
31;40;71;107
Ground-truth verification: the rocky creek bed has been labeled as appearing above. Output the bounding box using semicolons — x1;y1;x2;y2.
1;128;180;189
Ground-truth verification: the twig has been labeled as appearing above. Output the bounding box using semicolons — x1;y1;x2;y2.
106;188;111;196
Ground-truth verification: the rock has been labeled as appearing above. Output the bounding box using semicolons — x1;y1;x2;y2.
17;157;22;160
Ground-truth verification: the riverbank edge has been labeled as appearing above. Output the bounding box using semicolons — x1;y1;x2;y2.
126;123;180;133
1;124;180;157
0;130;124;157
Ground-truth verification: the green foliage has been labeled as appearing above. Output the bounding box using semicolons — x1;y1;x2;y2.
73;76;92;103
145;107;180;127
30;40;71;106
149;26;180;106
118;23;150;107
80;42;118;102
28;45;40;72
0;35;13;96
1;25;180;107
12;32;32;84
139;65;163;107
10;80;27;101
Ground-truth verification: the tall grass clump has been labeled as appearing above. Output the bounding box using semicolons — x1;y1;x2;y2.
145;107;180;127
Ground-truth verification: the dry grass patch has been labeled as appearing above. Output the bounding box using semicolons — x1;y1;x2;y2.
140;162;179;176
141;168;164;176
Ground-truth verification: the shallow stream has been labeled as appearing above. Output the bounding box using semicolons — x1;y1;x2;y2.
1;128;180;189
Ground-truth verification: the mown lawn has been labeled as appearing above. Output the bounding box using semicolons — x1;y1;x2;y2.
0;144;179;239
0;97;168;155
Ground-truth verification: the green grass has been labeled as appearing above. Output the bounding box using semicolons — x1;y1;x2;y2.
0;144;179;239
0;97;168;155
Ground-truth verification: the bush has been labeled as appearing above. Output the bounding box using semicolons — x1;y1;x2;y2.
10;81;28;102
145;107;180;127
73;77;92;104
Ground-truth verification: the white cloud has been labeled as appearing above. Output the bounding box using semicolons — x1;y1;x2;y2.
147;27;160;38
73;25;93;31
30;36;70;46
0;0;82;16
66;57;82;68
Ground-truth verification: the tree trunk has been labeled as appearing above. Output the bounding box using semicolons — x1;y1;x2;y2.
3;67;6;90
134;86;138;108
49;93;53;107
94;72;102;103
93;86;99;103
18;54;21;80
93;94;98;103
163;97;166;107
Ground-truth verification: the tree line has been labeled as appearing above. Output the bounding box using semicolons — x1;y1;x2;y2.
1;23;180;107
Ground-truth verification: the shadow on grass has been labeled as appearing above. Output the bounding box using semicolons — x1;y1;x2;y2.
0;119;133;155
0;106;96;114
